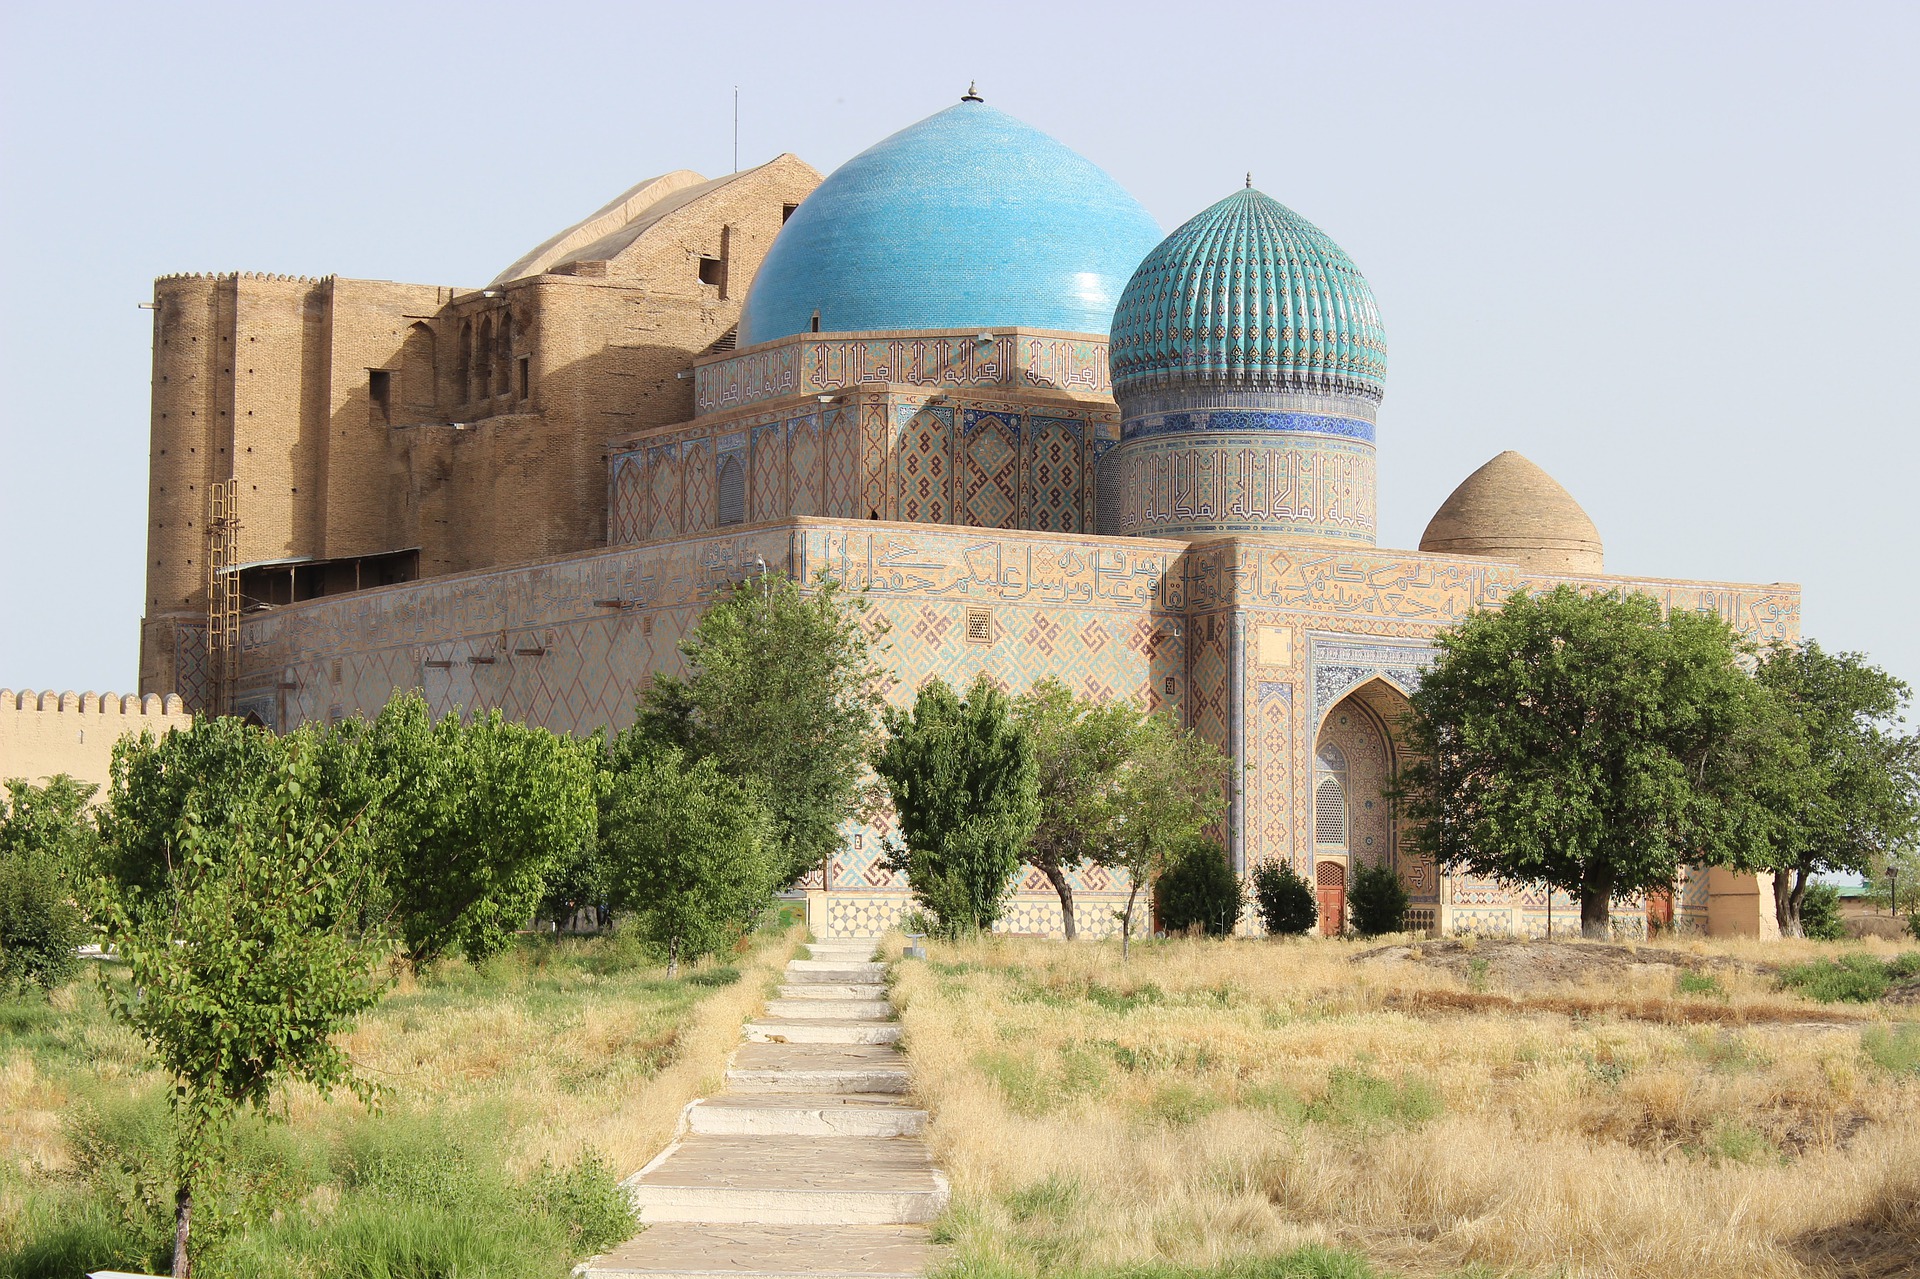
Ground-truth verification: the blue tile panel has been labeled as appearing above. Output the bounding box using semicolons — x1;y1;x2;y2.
1122;409;1374;443
1099;431;1377;542
736;101;1164;346
1110;187;1387;403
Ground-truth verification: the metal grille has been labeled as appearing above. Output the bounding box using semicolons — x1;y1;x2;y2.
1315;775;1347;845
717;454;746;525
965;606;992;645
1404;907;1437;936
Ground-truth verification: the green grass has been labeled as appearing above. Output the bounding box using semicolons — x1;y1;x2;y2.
1245;1067;1442;1133
1861;1023;1920;1075
1675;970;1726;998
0;930;769;1279
1775;952;1920;1002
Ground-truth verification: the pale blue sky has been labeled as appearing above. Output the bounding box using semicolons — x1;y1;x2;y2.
2;1;1915;705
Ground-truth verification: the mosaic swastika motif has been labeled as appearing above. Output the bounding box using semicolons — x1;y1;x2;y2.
896;406;953;524
790;416;822;516
962;413;1019;529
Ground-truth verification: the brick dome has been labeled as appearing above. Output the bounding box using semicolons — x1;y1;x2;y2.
1419;451;1604;575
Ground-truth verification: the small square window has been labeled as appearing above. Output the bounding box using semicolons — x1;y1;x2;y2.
698;256;724;287
782;202;799;223
966;606;992;645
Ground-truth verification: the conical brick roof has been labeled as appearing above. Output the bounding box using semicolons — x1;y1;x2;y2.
1419;451;1603;575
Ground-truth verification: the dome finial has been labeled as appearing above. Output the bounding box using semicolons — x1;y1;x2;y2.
1245;172;1252;189
961;81;983;103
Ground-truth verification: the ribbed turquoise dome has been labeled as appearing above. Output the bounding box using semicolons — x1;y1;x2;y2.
737;100;1163;347
1109;187;1387;402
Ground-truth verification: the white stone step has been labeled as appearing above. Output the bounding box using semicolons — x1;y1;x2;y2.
582;1221;936;1278
777;982;886;1000
746;1019;900;1045
627;1135;948;1225
725;1043;909;1095
685;1094;927;1137
785;963;888;983
763;998;892;1021
783;956;887;975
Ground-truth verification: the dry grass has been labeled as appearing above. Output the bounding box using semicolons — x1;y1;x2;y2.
893;934;1920;1279
0;925;802;1250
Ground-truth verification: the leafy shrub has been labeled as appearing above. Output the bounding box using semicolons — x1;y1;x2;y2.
1251;860;1316;936
0;851;83;994
1777;952;1920;1002
1801;882;1846;940
1346;861;1409;937
530;1150;639;1253
1155;840;1242;936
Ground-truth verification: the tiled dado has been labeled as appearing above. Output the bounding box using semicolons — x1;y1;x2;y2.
821;893;1132;939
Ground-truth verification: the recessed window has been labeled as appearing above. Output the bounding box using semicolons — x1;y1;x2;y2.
517;356;530;400
368;369;392;424
782;202;799;223
698;256;724;287
966;606;992;645
717;455;746;526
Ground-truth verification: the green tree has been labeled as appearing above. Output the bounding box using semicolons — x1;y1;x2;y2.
1731;642;1920;937
368;694;600;963
1250;859;1317;936
0;773;100;877
0;775;97;994
1096;712;1231;957
1154;838;1242;936
1348;860;1411;937
635;570;891;887
598;739;777;975
96;742;388;1278
98;717;289;912
1399;586;1756;938
874;675;1039;936
1014;679;1140;940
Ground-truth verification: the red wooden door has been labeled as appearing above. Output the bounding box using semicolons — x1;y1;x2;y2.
1316;862;1346;936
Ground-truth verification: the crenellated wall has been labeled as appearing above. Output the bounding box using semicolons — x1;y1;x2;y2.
0;689;192;794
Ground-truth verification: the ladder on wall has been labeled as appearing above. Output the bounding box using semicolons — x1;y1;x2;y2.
205;479;240;716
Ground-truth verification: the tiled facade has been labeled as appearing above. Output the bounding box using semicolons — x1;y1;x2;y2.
231;516;1798;938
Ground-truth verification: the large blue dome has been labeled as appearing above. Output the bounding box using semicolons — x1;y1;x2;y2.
736;99;1163;347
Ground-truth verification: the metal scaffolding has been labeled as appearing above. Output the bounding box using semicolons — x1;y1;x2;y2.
205;478;240;716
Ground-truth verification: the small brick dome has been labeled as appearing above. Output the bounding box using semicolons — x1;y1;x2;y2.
1419;451;1604;574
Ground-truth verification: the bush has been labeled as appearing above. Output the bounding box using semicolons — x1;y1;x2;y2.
1155;840;1242;936
1801;882;1846;940
1251;860;1316;936
1777;952;1920;1002
0;851;83;994
1347;861;1410;937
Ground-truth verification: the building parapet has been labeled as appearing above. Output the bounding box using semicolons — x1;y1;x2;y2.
693;327;1113;417
3;689;188;715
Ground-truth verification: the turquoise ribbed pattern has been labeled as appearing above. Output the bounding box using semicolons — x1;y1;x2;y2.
1109;188;1386;401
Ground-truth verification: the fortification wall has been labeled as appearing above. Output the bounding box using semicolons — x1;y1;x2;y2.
0;690;192;793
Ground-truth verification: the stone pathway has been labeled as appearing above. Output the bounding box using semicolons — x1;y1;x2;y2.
583;939;945;1278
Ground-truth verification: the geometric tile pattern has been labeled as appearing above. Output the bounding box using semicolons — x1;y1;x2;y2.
1026;417;1082;533
235;517;1802;939
896;406;952;525
1103;430;1376;541
961;413;1018;529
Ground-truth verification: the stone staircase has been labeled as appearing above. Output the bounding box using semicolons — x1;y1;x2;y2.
582;940;945;1278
